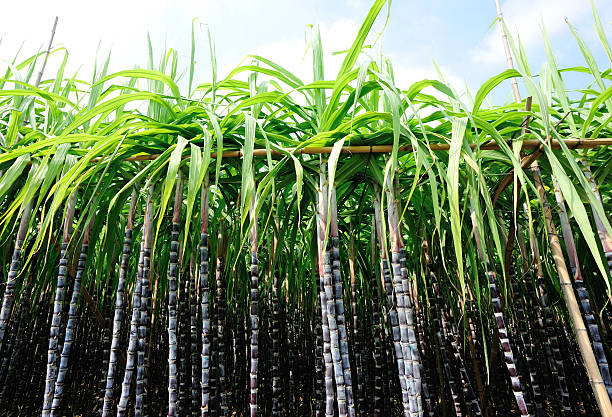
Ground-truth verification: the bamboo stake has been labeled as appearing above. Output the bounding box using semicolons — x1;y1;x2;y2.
493;0;521;102
33;16;59;88
89;138;612;164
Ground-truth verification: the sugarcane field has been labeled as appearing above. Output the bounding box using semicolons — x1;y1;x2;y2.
2;0;612;415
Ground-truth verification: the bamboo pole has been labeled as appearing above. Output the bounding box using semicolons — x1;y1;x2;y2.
33;16;59;88
493;0;521;102
88;138;612;164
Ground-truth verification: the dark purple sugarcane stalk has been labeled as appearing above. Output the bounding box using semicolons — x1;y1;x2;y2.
447;308;482;416
524;205;572;413
372;191;409;414
270;266;282;416
102;189;137;417
385;183;421;417
413;255;434;417
98;273;113;415
314;276;324;417
348;220;363;413
553;178;612;402
0;200;33;350
136;188;153;417
249;195;259;417
200;177;211;417
168;174;183;416
117;242;144;417
431;275;461;417
271;217;282;417
329;187;356;417
215;222;228;416
400;249;424;417
370;217;384;417
469;199;531;417
0;281;30;408
50;217;93;416
41;191;76;417
399;252;425;417
319;165;348;417
190;253;199;414
506;218;543;416
423;240;478;416
179;254;189;412
509;267;539;415
517;221;556;409
515;225;546;417
316;182;334;417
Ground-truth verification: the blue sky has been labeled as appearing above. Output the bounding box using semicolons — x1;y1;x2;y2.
1;0;611;105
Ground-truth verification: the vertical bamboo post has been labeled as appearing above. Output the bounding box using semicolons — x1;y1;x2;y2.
493;0;521;103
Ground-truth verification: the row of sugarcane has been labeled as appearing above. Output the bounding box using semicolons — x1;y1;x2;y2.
0;149;611;417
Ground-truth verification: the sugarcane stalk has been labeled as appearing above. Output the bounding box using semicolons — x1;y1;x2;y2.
470;199;531;417
51;217;94;416
318;160;350;416
428;266;462;417
200;175;211;417
370;216;384;417
386;179;423;417
168;173;183;416
314;279;324;417
515;224;547;416
329;186;356;417
41;191;76;417
0;199;33;350
249;195;259;417
447;308;482;416
424;236;480;416
190;253;199;414
102;189;137;417
271;217;282;417
373;190;409;414
136;188;153;416
348;219;362;412
215;222;228;416
316;181;335;417
116;242;144;417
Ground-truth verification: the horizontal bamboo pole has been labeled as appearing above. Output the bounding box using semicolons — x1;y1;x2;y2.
92;138;612;163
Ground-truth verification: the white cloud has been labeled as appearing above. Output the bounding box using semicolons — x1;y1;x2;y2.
470;0;605;65
244;19;360;84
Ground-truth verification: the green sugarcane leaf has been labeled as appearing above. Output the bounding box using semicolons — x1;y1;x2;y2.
0;154;31;200
447;117;467;298
183;142;203;253
473;69;522;113
155;136;188;244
